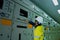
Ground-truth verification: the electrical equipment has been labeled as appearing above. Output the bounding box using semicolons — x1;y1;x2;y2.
0;0;60;40
11;21;34;40
10;2;34;40
0;0;14;40
0;18;12;40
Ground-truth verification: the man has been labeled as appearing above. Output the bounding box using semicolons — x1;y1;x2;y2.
34;16;44;40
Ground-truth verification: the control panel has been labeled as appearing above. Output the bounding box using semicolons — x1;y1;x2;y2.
0;0;14;40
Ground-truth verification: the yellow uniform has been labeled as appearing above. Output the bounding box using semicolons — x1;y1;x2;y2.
34;25;44;40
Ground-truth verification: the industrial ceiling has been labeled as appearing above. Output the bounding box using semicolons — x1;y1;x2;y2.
30;0;60;24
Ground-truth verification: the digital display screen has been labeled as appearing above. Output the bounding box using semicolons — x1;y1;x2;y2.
0;0;3;9
20;9;28;18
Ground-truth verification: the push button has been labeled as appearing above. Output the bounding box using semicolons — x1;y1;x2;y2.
0;34;3;36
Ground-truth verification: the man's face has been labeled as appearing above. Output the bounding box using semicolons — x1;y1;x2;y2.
35;20;38;26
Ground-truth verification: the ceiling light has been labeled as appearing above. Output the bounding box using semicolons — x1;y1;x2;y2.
52;0;59;6
57;10;60;14
32;5;35;8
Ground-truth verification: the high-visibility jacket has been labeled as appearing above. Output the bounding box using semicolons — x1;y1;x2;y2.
34;25;44;40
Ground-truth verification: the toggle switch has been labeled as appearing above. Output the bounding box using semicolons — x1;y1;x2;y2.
0;33;3;36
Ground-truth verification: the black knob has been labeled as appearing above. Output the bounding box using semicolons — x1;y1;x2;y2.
0;34;3;36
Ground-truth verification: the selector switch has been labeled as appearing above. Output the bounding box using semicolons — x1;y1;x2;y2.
7;35;10;38
0;12;10;18
0;33;3;36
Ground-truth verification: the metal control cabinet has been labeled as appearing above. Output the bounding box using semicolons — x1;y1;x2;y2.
44;31;60;40
0;20;12;40
11;22;34;40
0;0;15;40
0;0;35;40
11;1;34;40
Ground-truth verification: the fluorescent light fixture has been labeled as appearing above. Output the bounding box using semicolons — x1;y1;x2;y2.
32;5;35;8
44;13;48;17
35;6;40;11
52;0;59;6
57;9;60;14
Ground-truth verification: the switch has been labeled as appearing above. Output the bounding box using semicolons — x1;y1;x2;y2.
0;34;3;36
7;35;10;38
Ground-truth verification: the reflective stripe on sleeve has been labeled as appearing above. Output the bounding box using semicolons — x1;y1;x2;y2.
34;36;40;38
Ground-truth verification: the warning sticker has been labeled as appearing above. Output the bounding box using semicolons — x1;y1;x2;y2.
1;19;12;26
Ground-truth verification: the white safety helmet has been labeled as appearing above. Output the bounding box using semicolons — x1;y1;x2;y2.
35;16;43;24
